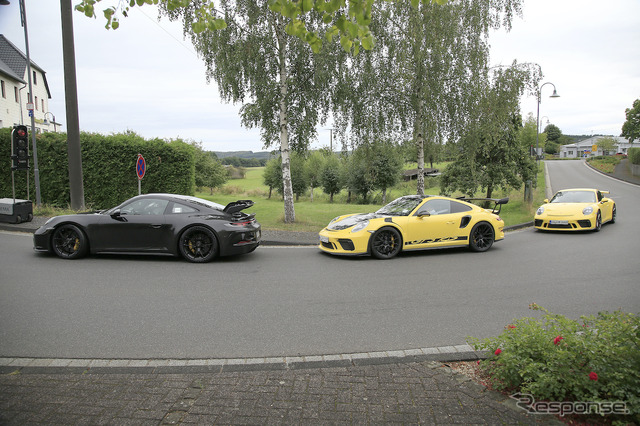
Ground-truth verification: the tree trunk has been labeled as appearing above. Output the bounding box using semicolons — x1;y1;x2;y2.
275;18;295;223
310;185;314;202
415;96;426;196
382;188;387;204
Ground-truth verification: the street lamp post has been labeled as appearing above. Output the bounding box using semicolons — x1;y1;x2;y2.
536;82;560;160
3;0;43;206
43;112;57;132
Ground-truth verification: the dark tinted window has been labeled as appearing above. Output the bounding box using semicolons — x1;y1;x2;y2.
450;201;472;213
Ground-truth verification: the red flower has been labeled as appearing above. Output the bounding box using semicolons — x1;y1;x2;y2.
553;336;564;345
494;348;502;356
589;372;598;381
507;325;516;330
477;360;481;365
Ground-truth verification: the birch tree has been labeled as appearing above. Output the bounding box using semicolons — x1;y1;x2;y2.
161;0;341;222
333;0;523;196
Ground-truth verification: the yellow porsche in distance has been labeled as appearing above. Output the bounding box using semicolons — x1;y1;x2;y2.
318;195;508;259
534;188;616;232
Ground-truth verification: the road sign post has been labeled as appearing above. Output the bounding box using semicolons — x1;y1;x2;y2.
136;154;146;195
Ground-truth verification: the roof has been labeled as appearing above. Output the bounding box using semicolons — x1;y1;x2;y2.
560;135;630;149
0;34;51;98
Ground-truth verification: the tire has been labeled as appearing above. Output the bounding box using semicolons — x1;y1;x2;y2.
370;227;402;259
51;224;88;259
610;204;616;224
14;215;21;224
594;211;602;232
179;226;218;263
469;222;494;252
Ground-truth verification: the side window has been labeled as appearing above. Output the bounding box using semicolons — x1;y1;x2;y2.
170;202;197;214
450;201;473;214
416;199;451;216
121;199;169;215
597;191;603;202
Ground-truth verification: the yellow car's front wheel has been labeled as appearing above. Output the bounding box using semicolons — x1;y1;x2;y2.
370;227;402;259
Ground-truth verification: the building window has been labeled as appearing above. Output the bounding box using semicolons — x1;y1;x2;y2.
33;71;37;85
35;96;38;110
1;80;5;98
41;99;45;111
14;87;19;102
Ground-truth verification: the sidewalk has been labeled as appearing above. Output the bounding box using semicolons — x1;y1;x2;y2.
0;359;557;425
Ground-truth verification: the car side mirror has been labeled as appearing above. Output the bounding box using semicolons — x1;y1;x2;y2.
543;199;549;204
110;209;127;221
417;212;430;218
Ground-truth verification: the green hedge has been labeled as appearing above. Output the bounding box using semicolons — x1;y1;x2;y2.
629;147;640;165
1;128;196;209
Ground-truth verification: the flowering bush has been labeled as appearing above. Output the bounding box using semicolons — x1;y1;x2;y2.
468;304;640;421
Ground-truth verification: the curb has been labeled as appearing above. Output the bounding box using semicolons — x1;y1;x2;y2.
0;345;487;375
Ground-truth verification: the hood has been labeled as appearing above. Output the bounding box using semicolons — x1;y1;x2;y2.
543;203;594;216
327;213;380;230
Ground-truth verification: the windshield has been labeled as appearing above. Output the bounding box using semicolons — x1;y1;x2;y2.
376;196;423;216
550;191;597;204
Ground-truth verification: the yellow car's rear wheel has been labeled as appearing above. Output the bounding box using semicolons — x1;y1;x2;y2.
370;227;402;259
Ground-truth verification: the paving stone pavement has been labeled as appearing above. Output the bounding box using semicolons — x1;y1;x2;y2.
0;361;560;425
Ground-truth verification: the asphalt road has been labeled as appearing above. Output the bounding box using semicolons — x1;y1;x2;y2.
0;160;638;360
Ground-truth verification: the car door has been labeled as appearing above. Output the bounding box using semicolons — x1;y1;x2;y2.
597;191;614;222
93;198;171;252
401;199;471;250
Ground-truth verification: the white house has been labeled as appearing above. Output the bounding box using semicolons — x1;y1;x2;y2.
558;136;636;158
0;34;59;134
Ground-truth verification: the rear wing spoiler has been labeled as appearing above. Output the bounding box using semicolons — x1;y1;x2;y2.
223;200;254;215
457;197;509;215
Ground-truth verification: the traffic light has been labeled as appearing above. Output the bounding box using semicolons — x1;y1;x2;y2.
11;125;29;170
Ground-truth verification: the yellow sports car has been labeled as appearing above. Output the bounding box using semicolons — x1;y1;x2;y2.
534;188;616;232
318;195;508;259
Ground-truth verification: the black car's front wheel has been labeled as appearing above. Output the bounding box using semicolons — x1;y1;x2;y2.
370;227;402;259
51;224;89;259
179;226;218;263
469;222;494;252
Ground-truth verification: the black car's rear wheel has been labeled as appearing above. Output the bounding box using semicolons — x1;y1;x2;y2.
370;227;402;259
179;226;218;263
469;222;494;252
52;224;88;259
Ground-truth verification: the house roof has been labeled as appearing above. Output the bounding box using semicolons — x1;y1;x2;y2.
560;136;630;149
0;34;51;98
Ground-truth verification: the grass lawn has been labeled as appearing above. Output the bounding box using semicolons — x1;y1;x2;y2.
197;164;546;232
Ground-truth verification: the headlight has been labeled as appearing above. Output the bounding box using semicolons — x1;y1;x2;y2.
582;206;593;215
536;207;544;215
351;220;369;233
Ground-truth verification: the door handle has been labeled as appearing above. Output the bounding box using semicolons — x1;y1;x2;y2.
150;224;162;229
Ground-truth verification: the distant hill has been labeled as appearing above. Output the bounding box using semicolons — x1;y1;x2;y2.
213;151;275;160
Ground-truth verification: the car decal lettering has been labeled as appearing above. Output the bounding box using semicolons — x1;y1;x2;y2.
404;236;467;246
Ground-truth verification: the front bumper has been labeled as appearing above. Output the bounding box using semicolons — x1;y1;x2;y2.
318;228;371;256
33;225;54;253
534;215;595;231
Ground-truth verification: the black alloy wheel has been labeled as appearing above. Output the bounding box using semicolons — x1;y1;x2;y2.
179;226;218;263
52;224;88;259
611;204;616;224
594;211;602;232
370;227;402;259
469;222;494;252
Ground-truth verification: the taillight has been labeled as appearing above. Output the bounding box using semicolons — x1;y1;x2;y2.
230;220;253;226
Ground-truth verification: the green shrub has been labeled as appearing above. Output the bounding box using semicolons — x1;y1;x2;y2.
629;147;640;165
0;128;196;209
469;304;640;423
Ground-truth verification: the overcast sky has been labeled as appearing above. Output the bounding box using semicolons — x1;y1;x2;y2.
1;0;639;152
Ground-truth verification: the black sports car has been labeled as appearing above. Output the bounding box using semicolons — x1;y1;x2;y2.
33;194;261;263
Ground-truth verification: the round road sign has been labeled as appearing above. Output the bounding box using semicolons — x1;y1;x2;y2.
136;154;146;180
